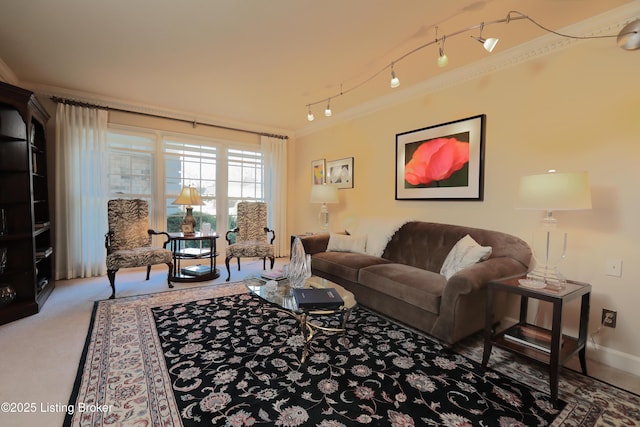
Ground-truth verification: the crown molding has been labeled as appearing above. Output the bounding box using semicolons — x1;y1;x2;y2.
0;58;19;86
296;2;639;138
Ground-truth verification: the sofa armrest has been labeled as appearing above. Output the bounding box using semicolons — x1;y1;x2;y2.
298;233;330;255
444;257;527;296
433;257;528;345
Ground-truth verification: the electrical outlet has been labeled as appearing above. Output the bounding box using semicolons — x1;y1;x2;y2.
602;309;617;328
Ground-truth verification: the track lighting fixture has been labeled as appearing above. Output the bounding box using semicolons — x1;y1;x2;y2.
304;10;634;122
617;18;640;50
390;63;400;88
437;35;449;67
471;22;499;52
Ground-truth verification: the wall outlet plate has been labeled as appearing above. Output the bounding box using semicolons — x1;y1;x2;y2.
605;258;623;277
602;308;617;328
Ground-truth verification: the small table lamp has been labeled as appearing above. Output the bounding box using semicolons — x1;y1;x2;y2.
173;186;203;233
310;184;339;230
516;170;592;289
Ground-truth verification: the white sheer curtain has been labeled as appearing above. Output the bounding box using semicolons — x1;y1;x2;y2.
54;104;109;279
261;135;288;257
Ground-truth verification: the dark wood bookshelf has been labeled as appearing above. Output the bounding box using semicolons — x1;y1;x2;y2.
0;81;54;325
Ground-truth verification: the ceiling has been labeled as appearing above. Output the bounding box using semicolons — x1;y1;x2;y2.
0;0;634;134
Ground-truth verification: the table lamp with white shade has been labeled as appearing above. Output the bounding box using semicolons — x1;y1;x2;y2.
516;170;592;289
310;184;339;230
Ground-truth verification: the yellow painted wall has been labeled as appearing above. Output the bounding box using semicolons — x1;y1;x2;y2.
291;40;640;372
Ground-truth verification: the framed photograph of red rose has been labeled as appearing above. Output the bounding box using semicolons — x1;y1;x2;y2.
395;114;485;200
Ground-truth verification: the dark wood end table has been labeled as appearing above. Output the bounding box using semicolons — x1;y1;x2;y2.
167;232;220;282
481;274;591;404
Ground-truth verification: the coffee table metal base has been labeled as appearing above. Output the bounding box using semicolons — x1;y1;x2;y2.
264;306;353;363
246;276;356;363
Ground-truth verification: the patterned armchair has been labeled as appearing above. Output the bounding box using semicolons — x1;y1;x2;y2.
105;199;173;299
225;201;275;281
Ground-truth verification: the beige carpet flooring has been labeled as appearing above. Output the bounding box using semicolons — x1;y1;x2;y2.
0;258;637;427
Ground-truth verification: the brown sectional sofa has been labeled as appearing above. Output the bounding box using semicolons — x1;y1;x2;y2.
299;221;532;345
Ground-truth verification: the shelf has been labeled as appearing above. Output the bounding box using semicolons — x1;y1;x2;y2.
176;247;213;258
493;322;580;365
495;333;579;366
35;246;53;259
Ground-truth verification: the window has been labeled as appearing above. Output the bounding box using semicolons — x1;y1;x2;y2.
107;129;155;210
227;148;263;230
164;137;218;233
106;126;264;237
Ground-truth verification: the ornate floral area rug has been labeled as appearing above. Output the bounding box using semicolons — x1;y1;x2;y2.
65;283;639;426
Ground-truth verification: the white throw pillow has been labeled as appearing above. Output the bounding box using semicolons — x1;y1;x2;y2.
346;217;407;257
326;233;367;254
440;234;492;279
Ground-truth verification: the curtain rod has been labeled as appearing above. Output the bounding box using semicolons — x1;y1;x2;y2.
50;96;288;140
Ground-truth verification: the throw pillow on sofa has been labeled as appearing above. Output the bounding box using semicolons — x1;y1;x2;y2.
326;233;367;253
440;234;492;279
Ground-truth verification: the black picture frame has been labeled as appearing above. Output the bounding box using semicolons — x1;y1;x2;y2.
327;157;354;189
395;114;485;200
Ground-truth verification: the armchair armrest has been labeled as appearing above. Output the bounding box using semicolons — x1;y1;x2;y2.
105;231;114;253
264;227;276;244
226;227;239;245
148;229;171;248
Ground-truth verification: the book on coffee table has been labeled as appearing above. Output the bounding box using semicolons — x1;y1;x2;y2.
293;288;344;310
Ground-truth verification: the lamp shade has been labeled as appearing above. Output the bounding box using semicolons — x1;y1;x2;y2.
310;184;338;204
516;171;592;211
173;186;204;206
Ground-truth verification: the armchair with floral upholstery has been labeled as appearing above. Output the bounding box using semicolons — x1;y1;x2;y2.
225;201;275;281
105;199;173;298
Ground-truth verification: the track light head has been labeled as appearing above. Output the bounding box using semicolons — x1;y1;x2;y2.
437;35;448;67
324;99;332;117
472;22;499;52
390;64;400;88
471;35;499;52
483;37;499;52
617;19;640;50
307;106;314;121
437;48;449;67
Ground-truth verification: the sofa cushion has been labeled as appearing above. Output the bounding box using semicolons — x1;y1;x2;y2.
358;263;446;315
312;251;391;283
440;234;492;279
326;232;367;253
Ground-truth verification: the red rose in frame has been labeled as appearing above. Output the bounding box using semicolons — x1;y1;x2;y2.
404;137;470;186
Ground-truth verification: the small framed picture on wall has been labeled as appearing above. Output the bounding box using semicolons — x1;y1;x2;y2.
327;157;354;189
312;159;326;184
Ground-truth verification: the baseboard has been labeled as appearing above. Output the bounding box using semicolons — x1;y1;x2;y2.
585;340;640;377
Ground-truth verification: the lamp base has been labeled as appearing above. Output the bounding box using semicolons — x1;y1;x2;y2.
181;206;197;235
525;266;566;291
318;203;330;230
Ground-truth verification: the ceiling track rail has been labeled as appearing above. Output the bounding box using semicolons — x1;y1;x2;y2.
50;96;288;140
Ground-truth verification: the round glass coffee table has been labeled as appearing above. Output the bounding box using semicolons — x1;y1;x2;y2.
245;275;357;362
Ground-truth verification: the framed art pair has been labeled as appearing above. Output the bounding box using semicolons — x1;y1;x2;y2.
312;157;354;189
